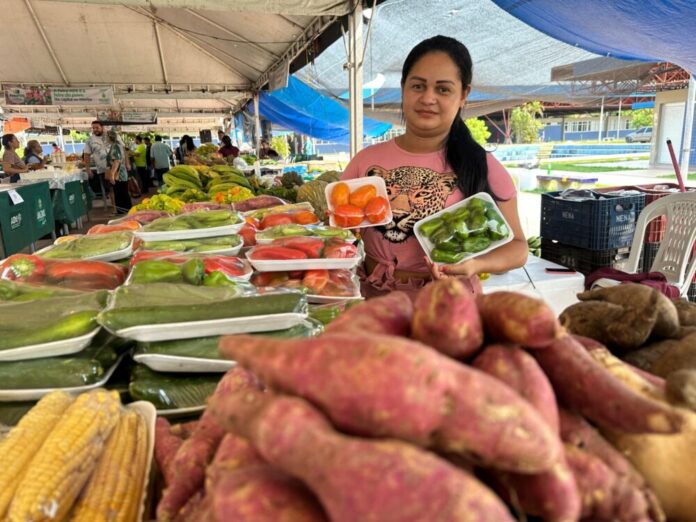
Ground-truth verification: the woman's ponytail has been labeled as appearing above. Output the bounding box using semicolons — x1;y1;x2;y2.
445;110;493;198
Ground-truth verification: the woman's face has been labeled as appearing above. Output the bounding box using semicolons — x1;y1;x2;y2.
402;51;470;138
32;143;42;154
10;136;20;149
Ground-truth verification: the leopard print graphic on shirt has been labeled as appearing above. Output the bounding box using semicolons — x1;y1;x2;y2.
366;165;457;243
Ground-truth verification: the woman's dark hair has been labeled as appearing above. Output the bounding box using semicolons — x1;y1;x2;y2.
1;134;16;150
222;135;232;147
401;36;499;199
184;136;196;151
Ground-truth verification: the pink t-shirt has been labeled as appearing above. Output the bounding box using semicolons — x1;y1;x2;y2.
342;138;516;278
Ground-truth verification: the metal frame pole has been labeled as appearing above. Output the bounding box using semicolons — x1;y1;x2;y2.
253;93;262;158
598;96;604;141
348;1;364;158
616;97;622;140
680;76;695;176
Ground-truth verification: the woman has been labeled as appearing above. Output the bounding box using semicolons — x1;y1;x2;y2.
1;134;28;182
24;140;47;170
341;35;528;299
105;129;132;214
176;135;196;163
218;135;240;158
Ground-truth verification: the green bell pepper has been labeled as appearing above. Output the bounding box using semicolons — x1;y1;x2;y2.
430;248;466;264
462;236;492;253
418;217;445;238
435;238;463;252
129;260;183;284
182;258;205;285
486;208;509;240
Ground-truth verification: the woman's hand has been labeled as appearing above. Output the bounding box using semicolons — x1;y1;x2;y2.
424;255;479;280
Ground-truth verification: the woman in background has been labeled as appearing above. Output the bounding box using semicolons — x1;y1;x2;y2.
1;134;28;182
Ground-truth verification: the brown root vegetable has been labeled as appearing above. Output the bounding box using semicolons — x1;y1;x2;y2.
154;417;184;487
564;444;650;521
476;291;563;348
209;388;515;522
586;345;666;400
170;420;199;440
156;368;261;521
205;434;327;522
533;335;683;434
678;325;696;338
666;369;696;411
650;333;696;377
411;278;484;358
672;298;696;326
219;333;561;473
325;291;413;337
472;344;559;433
621;340;676;371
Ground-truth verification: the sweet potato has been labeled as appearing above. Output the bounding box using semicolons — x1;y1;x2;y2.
586;345;666;400
170;420;199;440
325;291;413;337
476;291;562;348
154;417;184;487
673;298;696;326
533;335;683;434
579;283;680;339
472;344;559;432
209;387;515;522
650;333;696;377
219;333;561;473
561;300;656;351
564;444;650;521
157;368;262;521
411;278;483;358
621;340;675;371
666;369;696;411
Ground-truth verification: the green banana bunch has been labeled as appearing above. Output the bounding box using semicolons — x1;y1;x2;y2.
528;236;542;257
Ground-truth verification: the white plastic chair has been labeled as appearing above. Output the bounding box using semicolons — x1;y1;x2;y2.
592;192;696;297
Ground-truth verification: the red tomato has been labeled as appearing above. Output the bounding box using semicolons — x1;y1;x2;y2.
239;223;257;247
349;184;377;209
364;196;390;224
302;269;330;294
260;213;294;230
330;182;350;207
333;204;364;228
272;237;325;259
249;246;308;260
293;210;319;225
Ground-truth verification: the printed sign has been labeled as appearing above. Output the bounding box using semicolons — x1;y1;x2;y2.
36;198;47;227
51;87;114;106
9;213;22;230
3;85;52;105
96;110;157;124
7;190;24;205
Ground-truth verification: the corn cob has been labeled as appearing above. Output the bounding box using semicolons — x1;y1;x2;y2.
70;408;148;522
0;392;74;518
8;389;120;522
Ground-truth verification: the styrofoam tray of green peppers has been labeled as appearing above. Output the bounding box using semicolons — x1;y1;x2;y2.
414;192;513;265
133;209;244;241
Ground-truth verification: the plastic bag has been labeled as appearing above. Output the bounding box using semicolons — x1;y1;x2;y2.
0;255;126;290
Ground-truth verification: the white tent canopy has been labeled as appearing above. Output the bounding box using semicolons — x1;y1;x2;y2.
0;0;349;128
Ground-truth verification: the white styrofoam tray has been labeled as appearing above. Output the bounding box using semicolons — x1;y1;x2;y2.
0;328;101;362
133;353;236;373
0;354;124;401
125;257;253;285
246;252;361;272
157;405;205;417
325;177;392;229
37;239;134;262
137;241;243;257
134;222;244;242
414;192;513;265
111;312;307;342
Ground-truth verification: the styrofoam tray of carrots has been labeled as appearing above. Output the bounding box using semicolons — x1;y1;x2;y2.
325;177;393;229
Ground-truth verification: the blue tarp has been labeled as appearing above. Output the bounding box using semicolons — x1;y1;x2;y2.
492;0;696;74
253;76;392;143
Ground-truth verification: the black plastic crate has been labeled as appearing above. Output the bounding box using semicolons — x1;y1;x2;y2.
642;242;661;273
689;282;696;303
540;191;645;250
541;238;631;276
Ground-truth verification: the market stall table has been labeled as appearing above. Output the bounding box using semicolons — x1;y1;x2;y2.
0;181;54;257
482;254;585;315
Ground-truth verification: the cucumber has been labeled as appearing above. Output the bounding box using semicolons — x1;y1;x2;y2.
128;364;221;410
0;344;119;389
135;318;323;359
0;401;37;427
99;291;306;331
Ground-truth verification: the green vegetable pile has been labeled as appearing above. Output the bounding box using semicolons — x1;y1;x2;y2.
41;232;132;260
142;209;241;232
141;235;241;253
257;224;355;242
418;197;510;264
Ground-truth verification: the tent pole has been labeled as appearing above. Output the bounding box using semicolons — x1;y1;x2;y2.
348;0;364;158
57;125;65;150
616;97;622;140
253;93;261;158
598;96;604;141
680;76;695;176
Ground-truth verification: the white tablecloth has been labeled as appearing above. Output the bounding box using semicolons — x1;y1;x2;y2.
19;168;87;190
482;255;585;315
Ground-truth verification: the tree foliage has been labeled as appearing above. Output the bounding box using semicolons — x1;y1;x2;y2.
510;101;544;143
465;117;491;145
624;108;654;129
271;135;291;159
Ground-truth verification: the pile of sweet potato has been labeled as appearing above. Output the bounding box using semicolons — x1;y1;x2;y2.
154;281;694;522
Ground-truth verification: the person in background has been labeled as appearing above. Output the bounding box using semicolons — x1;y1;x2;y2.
105;129;132;214
176;135;196;163
51;142;61;154
132;135;151;193
1;134;28;182
218;135;240;158
341;35;527;300
150;135;173;185
23;140;48;170
144;136;154;186
217;130;225;145
83;121;131;201
259;138;280;160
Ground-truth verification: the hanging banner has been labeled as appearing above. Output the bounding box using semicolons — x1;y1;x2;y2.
3;85;52;106
51;86;114;106
268;59;290;92
96;110;157;124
